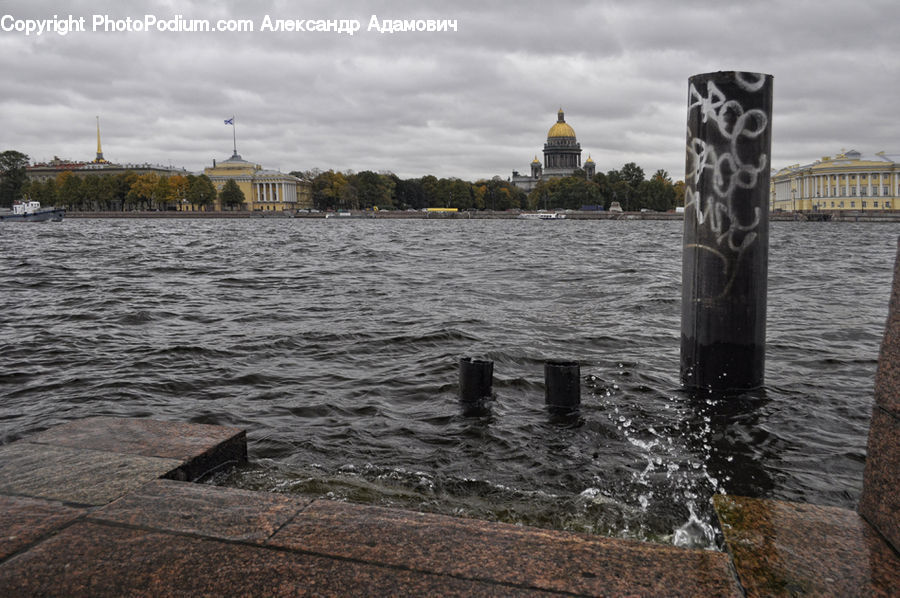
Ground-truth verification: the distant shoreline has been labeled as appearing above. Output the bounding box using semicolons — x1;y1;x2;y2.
59;210;900;222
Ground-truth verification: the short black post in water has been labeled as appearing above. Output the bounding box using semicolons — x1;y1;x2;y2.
459;357;493;402
681;71;773;391
545;360;580;411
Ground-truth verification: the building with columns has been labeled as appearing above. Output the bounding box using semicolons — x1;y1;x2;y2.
511;109;595;192
771;150;899;212
202;152;312;212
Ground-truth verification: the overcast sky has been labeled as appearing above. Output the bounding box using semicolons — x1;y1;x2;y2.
2;0;898;181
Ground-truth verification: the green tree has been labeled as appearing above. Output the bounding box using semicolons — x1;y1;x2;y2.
57;171;85;211
108;172;136;211
24;178;58;207
0;150;30;207
186;174;217;211
420;175;439;207
620;162;645;189
79;175;102;211
395;177;426;210
609;180;631;211
219;179;246;210
350;170;395;209
527;175;602;211
637;170;676;212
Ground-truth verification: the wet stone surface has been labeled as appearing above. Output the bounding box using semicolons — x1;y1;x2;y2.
861;238;900;553
0;495;86;561
95;479;309;543
715;495;899;597
25;416;247;480
0;521;554;597
269;498;742;597
859;407;900;553
0;442;182;506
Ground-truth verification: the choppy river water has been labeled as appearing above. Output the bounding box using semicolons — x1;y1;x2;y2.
1;218;896;548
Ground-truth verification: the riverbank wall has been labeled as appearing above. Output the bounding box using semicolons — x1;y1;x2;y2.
61;210;900;222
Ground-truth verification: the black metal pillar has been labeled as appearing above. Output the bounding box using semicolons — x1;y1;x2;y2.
681;71;773;391
459;357;493;402
545;360;580;411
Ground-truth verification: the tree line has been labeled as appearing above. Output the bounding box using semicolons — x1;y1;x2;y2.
2;148;684;212
297;163;684;212
22;171;233;212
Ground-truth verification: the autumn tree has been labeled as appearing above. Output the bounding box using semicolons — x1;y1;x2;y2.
126;173;166;210
166;175;189;209
474;177;525;211
673;180;686;207
311;170;349;211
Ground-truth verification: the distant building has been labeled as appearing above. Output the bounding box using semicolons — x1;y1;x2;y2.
771;149;899;212
26;118;188;182
26;157;187;182
511;109;595;192
202;152;311;212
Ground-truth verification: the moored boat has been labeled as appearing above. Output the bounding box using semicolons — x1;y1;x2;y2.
0;200;65;222
518;212;566;220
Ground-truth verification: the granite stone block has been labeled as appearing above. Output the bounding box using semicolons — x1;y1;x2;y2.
873;238;900;414
0;521;555;597
715;495;898;597
0;495;85;561
25;416;247;480
94;479;309;543
859;406;900;553
0;443;182;506
269;499;742;597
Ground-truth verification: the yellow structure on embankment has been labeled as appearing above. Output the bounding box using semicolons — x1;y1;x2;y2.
771;149;899;212
200;152;312;212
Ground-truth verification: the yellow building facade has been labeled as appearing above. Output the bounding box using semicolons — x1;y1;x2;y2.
201;153;312;212
771;150;899;212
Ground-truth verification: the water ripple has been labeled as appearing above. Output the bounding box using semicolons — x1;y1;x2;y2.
0;218;894;547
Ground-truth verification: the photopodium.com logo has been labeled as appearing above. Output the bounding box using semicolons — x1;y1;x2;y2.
1;14;459;36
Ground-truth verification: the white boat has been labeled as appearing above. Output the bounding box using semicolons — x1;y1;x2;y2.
0;200;65;222
518;212;566;220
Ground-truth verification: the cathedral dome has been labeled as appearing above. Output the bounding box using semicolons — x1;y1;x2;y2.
547;108;576;138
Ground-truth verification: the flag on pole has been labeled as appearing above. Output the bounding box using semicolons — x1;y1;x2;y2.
224;117;234;125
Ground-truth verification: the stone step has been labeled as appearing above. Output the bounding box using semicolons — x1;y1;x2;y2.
714;494;899;597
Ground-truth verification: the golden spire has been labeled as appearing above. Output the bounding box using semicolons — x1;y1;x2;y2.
95;116;106;163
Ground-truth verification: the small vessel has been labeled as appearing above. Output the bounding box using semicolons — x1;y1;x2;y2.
325;211;372;219
518;212;566;220
0;200;65;222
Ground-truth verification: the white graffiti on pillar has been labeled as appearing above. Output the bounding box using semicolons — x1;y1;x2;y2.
685;73;769;294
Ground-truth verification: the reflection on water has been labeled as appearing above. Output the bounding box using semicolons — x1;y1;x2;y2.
0;219;895;547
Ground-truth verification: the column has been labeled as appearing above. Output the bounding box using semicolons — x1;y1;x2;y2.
681;71;773;391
